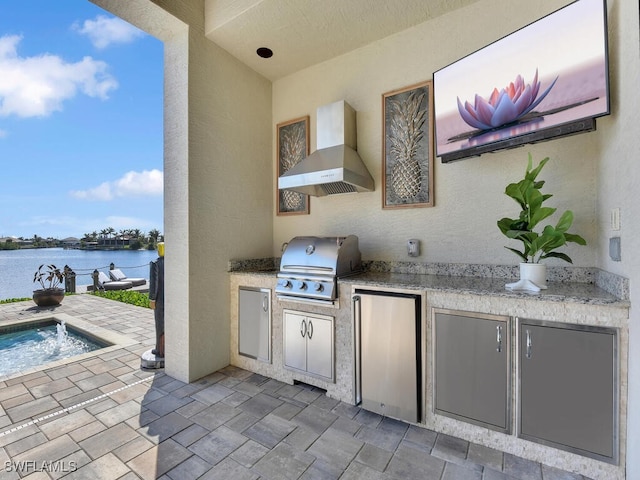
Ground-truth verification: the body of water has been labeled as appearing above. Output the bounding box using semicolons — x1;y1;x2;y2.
0;248;158;300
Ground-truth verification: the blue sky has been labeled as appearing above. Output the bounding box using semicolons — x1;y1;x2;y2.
0;0;163;240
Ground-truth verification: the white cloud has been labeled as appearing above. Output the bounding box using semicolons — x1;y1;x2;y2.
70;169;163;201
73;15;146;49
0;129;7;138
0;35;118;118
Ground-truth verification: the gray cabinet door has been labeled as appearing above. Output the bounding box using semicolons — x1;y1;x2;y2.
283;311;307;371
434;310;510;432
519;320;617;463
283;310;334;381
238;287;271;362
306;315;334;380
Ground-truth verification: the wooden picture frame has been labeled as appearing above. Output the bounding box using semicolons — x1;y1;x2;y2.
382;80;435;209
277;116;310;215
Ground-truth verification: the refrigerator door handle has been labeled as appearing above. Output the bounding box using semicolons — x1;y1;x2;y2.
352;295;362;405
307;320;314;339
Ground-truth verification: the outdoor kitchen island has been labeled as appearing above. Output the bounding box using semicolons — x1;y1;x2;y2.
229;265;629;480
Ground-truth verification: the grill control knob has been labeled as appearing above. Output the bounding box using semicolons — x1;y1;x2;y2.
278;279;292;289
296;281;307;290
313;283;323;292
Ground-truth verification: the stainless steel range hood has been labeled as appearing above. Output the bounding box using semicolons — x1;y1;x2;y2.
278;100;375;196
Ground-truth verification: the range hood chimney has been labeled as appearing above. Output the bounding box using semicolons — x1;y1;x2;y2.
278;100;375;196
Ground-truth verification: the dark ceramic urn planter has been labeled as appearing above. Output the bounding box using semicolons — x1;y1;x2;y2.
33;288;65;307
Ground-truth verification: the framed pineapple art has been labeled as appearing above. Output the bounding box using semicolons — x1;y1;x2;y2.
277;116;310;215
382;80;435;209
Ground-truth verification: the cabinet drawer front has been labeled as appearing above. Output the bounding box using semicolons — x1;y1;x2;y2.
519;319;617;463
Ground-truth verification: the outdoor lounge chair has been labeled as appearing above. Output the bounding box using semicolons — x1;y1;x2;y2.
109;268;147;287
97;271;133;291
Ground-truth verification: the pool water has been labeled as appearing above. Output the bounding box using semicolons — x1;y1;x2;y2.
0;322;104;377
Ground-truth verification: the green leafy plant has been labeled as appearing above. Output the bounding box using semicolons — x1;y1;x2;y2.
497;154;586;264
93;290;151;308
33;264;65;290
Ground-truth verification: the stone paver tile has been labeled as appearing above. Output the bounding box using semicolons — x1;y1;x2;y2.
238;393;283;418
291;405;338;435
172;423;210;448
175;400;208;418
5;396;60;423
78;423;139;460
388;443;446;479
144;394;191;417
356;424;403;452
541;464;585;480
2;393;36;411
12;434;79;469
0;424;40;449
165;454;212;480
38;410;96;440
191;402;239;431
5;432;48;457
468;442;503;471
86;359;125;375
201;457;258;480
138;411;193;444
253;442;315;480
222;391;251;408
224;411;260;434
58;389;103;409
331;402;360;420
109;383;152;404
52;386;83;403
191;383;234;405
293;388;322;405
233;382;262;397
98;380;127;394
283;426;319;451
352;409;382;428
307;427;364;471
113;435;155;463
29;378;74;399
63;452;130;480
270;401;302;421
86;398;119;416
74;372;118;392
483;467;521;480
330;416;361;436
443;462;483;480
303;458;344;479
45;363;88;381
68;420;107;443
402;424;437;453
503;453;543;480
243;413;296;449
432;432;470;463
354;443;392;472
0;384;29;402
128;438;193;480
23;375;51;389
49;449;92;480
188;426;247;466
126;408;159;430
340;460;387;480
95;399;141;427
229;439;269;468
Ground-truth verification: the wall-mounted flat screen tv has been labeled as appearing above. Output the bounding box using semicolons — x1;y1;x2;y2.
434;0;610;163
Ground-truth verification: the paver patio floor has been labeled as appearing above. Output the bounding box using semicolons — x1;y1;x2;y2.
0;295;591;479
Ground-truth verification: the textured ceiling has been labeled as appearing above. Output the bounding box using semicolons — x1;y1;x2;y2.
204;0;480;81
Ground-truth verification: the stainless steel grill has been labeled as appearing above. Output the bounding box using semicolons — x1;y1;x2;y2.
276;235;363;304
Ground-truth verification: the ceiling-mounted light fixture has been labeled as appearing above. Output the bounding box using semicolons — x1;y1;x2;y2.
256;47;273;58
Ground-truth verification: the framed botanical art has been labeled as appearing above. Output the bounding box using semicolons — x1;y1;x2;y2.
382;80;435;209
277;116;310;215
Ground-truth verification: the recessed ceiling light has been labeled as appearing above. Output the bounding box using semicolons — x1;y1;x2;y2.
256;47;273;59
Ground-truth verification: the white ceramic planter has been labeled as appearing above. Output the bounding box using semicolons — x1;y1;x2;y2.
519;262;547;289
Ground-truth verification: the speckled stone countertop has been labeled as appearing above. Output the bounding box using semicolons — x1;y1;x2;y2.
229;258;630;308
340;271;629;307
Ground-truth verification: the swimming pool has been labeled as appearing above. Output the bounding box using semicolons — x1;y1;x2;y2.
0;319;110;378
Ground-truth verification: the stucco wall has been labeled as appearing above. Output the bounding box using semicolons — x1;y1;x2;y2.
272;0;599;267
93;0;273;382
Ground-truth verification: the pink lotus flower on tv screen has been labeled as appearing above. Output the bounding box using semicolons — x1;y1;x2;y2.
456;69;558;131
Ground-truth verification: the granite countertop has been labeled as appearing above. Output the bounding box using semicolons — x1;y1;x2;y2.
229;259;629;308
340;271;629;307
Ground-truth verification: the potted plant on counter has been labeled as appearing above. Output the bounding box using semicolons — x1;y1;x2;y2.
497;154;586;291
32;264;65;307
